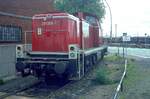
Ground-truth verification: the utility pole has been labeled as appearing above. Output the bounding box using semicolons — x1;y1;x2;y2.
103;0;112;43
122;33;127;58
145;33;147;48
115;24;119;55
115;24;117;38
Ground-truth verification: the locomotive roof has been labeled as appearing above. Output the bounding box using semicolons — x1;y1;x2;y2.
32;12;79;21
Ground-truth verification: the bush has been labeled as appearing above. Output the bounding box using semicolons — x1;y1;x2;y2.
0;79;4;85
94;67;112;84
130;58;135;62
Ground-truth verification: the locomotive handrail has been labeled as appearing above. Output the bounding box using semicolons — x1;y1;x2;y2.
84;46;107;56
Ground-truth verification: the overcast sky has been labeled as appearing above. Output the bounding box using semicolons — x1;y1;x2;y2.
102;0;150;37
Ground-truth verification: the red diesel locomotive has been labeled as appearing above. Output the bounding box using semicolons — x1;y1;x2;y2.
16;12;107;81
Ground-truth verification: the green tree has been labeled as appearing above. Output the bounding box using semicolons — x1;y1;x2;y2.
54;0;105;22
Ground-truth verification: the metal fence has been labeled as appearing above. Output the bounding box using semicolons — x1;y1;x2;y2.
113;59;127;99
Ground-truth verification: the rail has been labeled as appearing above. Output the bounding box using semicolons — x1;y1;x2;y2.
0;80;40;99
113;59;127;99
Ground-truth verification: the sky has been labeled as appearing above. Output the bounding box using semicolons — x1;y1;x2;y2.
102;0;150;37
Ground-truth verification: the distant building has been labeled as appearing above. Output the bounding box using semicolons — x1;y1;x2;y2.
0;0;55;44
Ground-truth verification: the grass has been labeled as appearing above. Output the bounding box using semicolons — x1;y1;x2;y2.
119;58;137;99
104;54;122;62
123;59;137;86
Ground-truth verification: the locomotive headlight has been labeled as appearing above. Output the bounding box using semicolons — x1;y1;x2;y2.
16;45;24;58
70;46;75;51
69;44;79;59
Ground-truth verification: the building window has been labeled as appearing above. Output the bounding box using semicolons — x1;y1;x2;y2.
0;25;22;42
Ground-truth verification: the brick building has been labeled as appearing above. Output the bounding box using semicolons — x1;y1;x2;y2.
0;0;55;44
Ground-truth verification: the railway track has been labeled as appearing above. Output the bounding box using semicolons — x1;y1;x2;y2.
0;81;40;99
45;80;76;99
0;76;40;99
0;75;91;99
0;61;103;99
0;76;74;99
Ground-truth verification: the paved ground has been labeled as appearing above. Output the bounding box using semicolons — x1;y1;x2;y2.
108;47;150;58
120;57;150;99
5;96;37;99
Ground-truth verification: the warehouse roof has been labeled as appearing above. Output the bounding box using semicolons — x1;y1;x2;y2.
0;0;54;17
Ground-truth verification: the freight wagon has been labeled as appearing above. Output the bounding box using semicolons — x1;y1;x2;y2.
16;12;107;82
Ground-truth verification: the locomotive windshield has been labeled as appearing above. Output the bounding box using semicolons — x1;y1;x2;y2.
85;16;97;24
82;21;89;37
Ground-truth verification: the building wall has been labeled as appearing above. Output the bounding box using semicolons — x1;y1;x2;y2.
0;16;32;43
0;44;32;78
0;0;54;16
0;44;16;78
0;0;55;78
0;0;55;44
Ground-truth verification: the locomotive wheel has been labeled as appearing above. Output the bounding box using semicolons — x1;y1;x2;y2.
21;70;26;77
16;62;25;72
21;70;29;77
85;59;90;72
44;73;69;85
92;55;97;65
84;57;92;72
89;57;93;67
54;62;68;74
58;73;69;85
